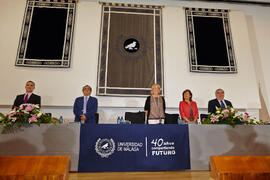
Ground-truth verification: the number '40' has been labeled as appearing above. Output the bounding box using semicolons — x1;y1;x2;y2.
151;138;164;147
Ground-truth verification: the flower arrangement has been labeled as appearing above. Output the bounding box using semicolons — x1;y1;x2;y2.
0;104;59;134
202;106;266;127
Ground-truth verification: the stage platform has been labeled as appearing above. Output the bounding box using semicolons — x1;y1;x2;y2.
69;171;211;180
1;123;270;172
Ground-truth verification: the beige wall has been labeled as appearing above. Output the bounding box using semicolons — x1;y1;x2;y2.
1;0;270;122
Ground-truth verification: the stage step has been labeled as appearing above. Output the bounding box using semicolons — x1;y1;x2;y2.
0;156;69;180
210;156;270;180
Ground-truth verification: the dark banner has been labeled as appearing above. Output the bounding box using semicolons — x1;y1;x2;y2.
97;3;164;96
15;0;76;68
185;7;237;73
107;13;154;89
78;124;190;172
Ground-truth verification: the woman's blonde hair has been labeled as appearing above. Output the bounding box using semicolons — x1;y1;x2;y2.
151;83;161;95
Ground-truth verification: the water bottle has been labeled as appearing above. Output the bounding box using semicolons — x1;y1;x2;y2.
59;116;63;124
117;116;121;124
178;116;181;124
197;118;201;125
120;116;124;124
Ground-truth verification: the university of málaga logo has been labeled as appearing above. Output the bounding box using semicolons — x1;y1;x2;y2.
95;138;115;158
123;38;140;53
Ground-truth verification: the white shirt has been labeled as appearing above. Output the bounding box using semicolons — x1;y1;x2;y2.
218;100;227;108
24;93;32;99
83;96;90;114
84;96;90;102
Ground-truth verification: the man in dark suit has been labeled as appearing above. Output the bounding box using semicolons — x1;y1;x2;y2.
73;85;98;124
12;81;41;109
208;88;233;114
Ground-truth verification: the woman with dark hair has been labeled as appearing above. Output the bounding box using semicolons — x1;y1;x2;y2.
179;89;199;123
144;84;166;124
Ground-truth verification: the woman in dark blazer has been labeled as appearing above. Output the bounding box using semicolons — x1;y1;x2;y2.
179;89;199;123
144;84;166;124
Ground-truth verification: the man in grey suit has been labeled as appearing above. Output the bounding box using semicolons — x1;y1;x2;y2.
208;88;233;114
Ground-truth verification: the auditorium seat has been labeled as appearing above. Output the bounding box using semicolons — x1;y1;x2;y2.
200;114;208;122
125;111;145;124
95;113;99;124
165;113;179;124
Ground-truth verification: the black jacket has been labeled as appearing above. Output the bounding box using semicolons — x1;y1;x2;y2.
12;93;41;109
208;98;232;114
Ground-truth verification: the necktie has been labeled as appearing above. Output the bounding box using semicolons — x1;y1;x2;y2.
24;94;29;103
83;96;87;114
220;100;226;109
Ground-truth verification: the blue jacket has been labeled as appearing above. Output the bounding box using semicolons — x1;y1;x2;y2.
73;96;98;124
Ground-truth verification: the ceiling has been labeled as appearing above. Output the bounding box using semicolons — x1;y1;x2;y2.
185;0;270;5
92;0;270;6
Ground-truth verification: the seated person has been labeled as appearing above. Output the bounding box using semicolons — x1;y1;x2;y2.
179;89;199;123
144;84;166;124
208;88;233;114
73;85;98;124
12;81;41;109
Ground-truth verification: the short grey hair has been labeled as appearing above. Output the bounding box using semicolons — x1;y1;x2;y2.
215;88;224;94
